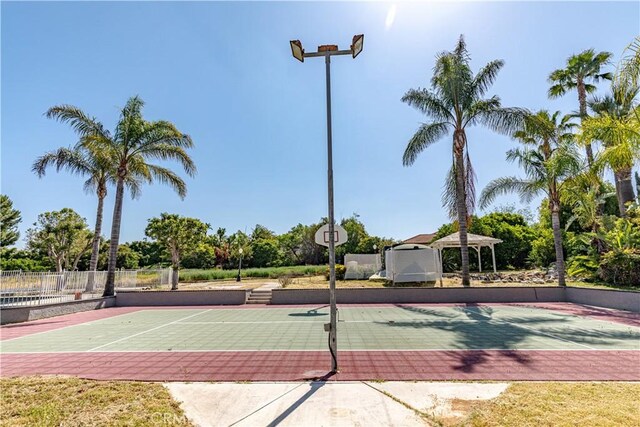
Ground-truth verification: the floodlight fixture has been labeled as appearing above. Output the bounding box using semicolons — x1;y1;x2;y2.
351;34;364;58
290;40;304;62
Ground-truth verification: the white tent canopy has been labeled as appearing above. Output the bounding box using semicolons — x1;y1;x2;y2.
384;245;441;284
430;232;503;276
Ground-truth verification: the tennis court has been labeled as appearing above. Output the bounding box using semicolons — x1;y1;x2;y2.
1;303;638;381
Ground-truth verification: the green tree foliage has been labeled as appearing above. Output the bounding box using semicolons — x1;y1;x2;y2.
26;208;93;272
0;248;51;271
336;215;368;260
181;243;217;269
0;195;21;248
434;213;535;271
402;35;525;287
278;223;326;266
128;240;165;267
528;226;558;268
115;244;140;270
145;213;209;289
251;239;282;268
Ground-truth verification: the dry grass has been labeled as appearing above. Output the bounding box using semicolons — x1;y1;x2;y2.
0;376;192;426
445;382;640;427
285;275;591;289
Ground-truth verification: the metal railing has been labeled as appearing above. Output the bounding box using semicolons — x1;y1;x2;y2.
0;268;172;307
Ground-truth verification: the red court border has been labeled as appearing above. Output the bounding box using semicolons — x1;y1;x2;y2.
1;303;638;381
1;350;638;381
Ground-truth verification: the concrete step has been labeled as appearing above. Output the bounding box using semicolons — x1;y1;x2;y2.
247;289;273;304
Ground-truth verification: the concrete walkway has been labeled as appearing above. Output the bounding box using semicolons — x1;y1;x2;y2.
165;381;508;426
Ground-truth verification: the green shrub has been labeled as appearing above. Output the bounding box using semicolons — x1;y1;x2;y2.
529;227;557;267
325;264;346;280
566;255;599;281
598;250;640;287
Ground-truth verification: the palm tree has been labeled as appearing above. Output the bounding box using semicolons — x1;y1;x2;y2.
402;35;525;287
548;49;612;166
616;36;640;90
587;83;640;215
32;144;112;289
50;96;196;296
479;111;581;286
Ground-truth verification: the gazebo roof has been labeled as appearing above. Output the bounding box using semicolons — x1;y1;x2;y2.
430;232;502;249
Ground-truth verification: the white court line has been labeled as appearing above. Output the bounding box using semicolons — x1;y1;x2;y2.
0;309;148;343
86;309;212;352
3;348;638;354
457;306;598;350
175;319;481;325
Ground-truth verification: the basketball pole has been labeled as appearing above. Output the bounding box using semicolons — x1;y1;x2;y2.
325;52;338;372
289;36;364;373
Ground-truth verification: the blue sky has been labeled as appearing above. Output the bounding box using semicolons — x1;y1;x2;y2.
2;1;639;247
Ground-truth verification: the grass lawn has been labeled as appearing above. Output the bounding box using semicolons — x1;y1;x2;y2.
2;378;638;426
0;377;192;426
454;382;640;427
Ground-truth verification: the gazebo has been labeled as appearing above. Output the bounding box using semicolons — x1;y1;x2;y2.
430;232;503;279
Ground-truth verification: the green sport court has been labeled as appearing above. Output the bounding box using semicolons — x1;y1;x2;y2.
1;303;639;381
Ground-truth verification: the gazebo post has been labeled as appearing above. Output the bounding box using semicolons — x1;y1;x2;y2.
438;249;443;286
475;246;482;272
491;243;497;273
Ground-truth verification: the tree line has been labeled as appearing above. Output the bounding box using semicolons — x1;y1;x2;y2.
402;35;640;286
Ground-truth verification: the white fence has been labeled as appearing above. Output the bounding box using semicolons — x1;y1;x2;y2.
344;254;381;280
0;268;172;307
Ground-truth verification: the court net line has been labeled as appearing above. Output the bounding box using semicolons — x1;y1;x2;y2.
174;319;486;324
87;309;213;352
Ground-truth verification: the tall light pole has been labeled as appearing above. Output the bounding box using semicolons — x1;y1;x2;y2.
290;35;364;373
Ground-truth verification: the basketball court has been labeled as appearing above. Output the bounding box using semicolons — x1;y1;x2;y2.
1;302;638;381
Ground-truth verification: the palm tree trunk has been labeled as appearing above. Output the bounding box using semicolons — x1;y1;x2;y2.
615;168;635;216
550;206;566;287
104;177;125;297
454;131;470;287
86;193;105;292
577;80;594;166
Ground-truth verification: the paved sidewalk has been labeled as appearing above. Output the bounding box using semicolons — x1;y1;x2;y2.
165;381;508;426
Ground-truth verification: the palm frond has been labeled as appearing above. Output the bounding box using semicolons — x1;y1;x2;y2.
479;176;543;210
616;36;640;89
401;89;454;123
134;144;197;177
45;105;109;138
470;59;504;98
402;122;449;166
477;106;528;135
145;164;188;199
442;163;458;220
465;149;476;216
